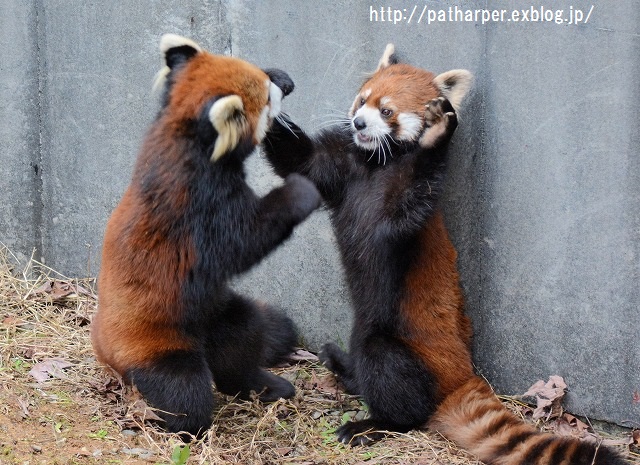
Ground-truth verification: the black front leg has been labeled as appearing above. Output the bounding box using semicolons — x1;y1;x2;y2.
235;173;321;273
382;97;459;237
263;115;353;206
263;115;316;180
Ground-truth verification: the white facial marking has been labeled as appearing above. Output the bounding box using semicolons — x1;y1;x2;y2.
351;104;391;150
380;96;391;106
254;80;283;143
349;88;373;117
397;113;422;141
255;105;270;143
268;81;283;118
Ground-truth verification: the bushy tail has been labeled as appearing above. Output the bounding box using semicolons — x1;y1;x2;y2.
430;376;626;465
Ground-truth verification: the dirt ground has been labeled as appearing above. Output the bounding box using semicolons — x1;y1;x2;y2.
0;248;638;465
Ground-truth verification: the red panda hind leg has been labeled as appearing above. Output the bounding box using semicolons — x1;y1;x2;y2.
202;292;296;402
321;334;439;446
127;350;215;439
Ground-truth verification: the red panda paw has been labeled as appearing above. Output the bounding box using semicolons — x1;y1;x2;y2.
419;97;458;149
283;173;322;222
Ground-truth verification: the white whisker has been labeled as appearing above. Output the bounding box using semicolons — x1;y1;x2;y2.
275;115;299;139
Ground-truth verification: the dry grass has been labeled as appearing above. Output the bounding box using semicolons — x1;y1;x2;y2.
0;244;637;465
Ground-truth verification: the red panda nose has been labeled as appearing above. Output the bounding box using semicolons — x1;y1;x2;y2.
353;117;367;131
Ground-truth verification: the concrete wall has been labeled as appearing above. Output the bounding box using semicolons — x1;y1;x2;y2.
0;0;637;427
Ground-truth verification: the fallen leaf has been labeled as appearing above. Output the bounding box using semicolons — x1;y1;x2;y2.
289;348;319;362
28;358;73;382
633;429;640;445
563;413;590;433
633;390;640;404
523;375;567;420
127;399;164;423
28;280;96;301
301;370;339;395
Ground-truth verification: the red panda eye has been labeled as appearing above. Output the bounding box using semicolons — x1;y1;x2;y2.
359;97;366;106
381;108;393;117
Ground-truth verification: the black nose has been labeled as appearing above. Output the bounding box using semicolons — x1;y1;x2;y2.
353;117;366;130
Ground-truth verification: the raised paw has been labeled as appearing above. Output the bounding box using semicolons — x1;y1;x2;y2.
284;173;322;222
419;96;458;149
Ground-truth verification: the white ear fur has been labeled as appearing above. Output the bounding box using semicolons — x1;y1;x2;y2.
153;34;203;94
376;43;396;71
159;33;202;54
208;95;247;162
152;66;170;94
434;69;474;111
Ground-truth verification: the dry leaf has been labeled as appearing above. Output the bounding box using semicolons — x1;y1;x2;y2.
28;358;73;382
563;413;590;433
302;370;339;395
127;399;164;423
289;348;319;362
523;375;567;420
554;414;587;438
28;280;96;301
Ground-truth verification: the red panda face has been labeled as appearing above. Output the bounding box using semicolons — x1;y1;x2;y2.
348;64;440;152
348;44;473;156
156;34;293;161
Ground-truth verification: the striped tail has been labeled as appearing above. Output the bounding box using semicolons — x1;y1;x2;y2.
429;376;627;465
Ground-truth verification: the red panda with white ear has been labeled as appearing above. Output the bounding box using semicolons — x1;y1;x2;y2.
91;34;321;438
263;44;626;464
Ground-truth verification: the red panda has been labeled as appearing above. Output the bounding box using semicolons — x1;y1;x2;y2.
262;44;626;464
91;34;321;437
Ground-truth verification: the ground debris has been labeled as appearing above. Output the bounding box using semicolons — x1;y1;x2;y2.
0;244;636;464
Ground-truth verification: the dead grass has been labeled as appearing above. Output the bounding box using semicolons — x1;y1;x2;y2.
0;244;637;465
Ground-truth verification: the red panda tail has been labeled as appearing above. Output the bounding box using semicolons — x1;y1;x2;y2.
430;376;626;465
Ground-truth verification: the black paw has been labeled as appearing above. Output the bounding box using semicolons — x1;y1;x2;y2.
318;343;345;373
318;343;361;394
420;97;458;148
284;173;322;222
336;420;387;446
263;68;295;96
255;370;296;402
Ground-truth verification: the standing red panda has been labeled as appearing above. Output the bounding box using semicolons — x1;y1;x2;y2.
263;45;626;464
91;34;321;437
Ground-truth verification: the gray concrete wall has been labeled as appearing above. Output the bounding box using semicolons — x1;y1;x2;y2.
0;0;637;428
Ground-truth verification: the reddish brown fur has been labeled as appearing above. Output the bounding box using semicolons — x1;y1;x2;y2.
165;53;270;142
92;151;197;372
400;212;475;400
355;64;440;122
92;53;270;373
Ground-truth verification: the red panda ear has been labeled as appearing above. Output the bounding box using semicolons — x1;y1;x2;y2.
208;95;248;162
376;43;399;71
153;34;203;94
159;34;202;70
434;70;474;111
